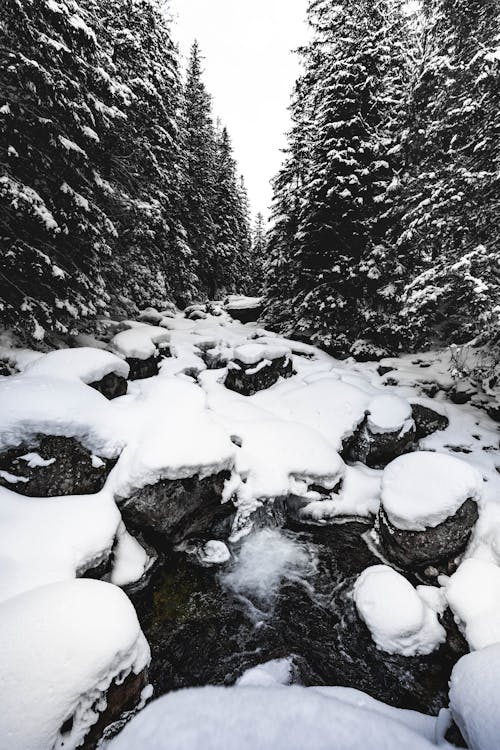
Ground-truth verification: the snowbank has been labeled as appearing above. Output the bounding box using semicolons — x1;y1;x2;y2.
0;486;121;602
449;644;500;750
108;378;235;497
381;451;483;531
0;580;150;750
366;393;413;434
0;375;126;457
108;684;438;750
353;565;446;656
444;557;500;650
23;347;129;383
110;324;169;360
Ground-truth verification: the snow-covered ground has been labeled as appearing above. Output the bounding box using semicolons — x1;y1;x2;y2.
1;301;499;749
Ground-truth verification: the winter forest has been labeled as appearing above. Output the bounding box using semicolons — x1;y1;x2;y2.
1;0;500;749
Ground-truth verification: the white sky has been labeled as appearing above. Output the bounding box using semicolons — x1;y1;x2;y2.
168;0;309;218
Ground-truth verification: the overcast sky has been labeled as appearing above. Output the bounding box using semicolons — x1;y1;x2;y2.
168;0;309;218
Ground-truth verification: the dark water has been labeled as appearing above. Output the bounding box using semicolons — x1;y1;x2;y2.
130;519;466;715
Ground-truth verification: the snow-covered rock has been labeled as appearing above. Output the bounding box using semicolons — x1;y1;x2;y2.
108;684;439;750
225;294;263;323
353;565;446;656
0;435;115;496
0;375;126;458
378;451;481;571
110;324;169;360
344;394;415;468
0;580;150;750
444;557;500;650
449;644;500;750
0;485;121;602
225;344;293;396
382;452;483;532
23;346;129;384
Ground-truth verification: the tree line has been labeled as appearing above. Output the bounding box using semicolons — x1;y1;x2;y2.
262;0;499;358
0;0;253;343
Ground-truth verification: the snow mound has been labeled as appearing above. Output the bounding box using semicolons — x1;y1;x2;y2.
23;347;129;383
236;658;294;687
381;451;483;531
260;378;372;451
0;579;150;750
110;325;169;360
108;684;438;750
367;394;413;435
0;375;126;457
111;522;153;588
233;342;290;365
0;486;121;602
301;463;381;521
449;644;500;750
225;294;262;310
353;565;446;656
444;557;500;650
108;378;235;496
230;418;345;507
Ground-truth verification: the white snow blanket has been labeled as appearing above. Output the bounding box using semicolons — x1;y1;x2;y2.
0;580;150;750
444;558;500;650
108;685;439;750
353;565;446;656
381;451;483;531
23;347;129;383
449;644;500;750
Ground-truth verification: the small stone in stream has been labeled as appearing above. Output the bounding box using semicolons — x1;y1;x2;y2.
378;499;479;572
377;365;394;377
89;371;128;399
126;352;161;381
411;403;449;440
0;436;115;497
225;355;294;396
118;471;233;550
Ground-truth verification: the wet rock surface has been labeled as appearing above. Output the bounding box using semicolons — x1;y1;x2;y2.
225;354;294;396
226;304;263;324
378;499;479;573
126;353;161;381
412;404;449;441
118;471;233;551
343;419;415;468
89;371;128;399
0;436;115;497
131;520;464;714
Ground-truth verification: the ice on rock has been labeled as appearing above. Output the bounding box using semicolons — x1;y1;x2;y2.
381;451;483;531
23;347;129;383
110;325;169;360
0;486;121;603
111;522;154;588
449;644;500;750
108;684;438;750
0;375;126;458
0;579;150;750
108;379;235;497
353;565;446;656
444;557;500;650
366;394;413;435
236;657;294;687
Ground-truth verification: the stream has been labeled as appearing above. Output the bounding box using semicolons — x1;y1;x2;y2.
129;518;467;715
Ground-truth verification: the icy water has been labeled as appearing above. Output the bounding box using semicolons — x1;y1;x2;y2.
130;520;467;714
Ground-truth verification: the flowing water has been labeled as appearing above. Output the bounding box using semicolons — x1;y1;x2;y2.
130;519;467;715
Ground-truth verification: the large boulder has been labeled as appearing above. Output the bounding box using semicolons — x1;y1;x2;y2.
378;452;482;573
0;580;150;750
225;344;293;396
343;394;415;468
0;435;116;497
225;295;263;323
118;471;233;549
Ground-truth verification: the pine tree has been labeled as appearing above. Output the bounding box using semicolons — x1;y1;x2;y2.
250;211;267;292
179;41;217;298
394;0;500;348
